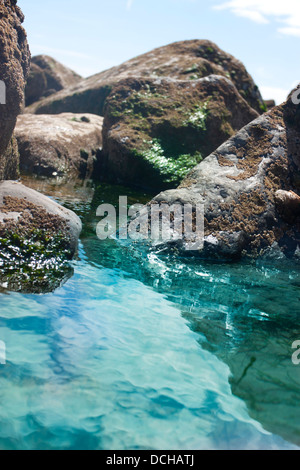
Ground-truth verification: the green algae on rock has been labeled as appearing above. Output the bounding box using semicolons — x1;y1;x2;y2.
146;84;300;260
26;40;264;116
0;181;82;293
99;75;258;190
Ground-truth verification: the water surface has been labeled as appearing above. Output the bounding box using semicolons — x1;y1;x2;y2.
0;177;299;450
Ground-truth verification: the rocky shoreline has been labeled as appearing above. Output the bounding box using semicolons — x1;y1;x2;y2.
0;0;299;292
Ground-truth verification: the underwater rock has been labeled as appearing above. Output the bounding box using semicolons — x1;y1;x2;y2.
26;40;264;116
15;113;103;178
0;0;30;179
147;83;300;259
100;75;258;190
25;55;82;106
0;181;82;293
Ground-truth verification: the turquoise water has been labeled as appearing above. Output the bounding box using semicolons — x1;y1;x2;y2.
0;179;299;450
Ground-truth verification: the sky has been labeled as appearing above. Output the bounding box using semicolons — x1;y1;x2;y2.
18;0;299;104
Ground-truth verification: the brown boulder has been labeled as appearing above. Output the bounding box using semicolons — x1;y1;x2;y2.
147;83;300;259
100;75;258;190
0;0;30;179
0;135;19;180
25;62;47;106
265;99;276;111
25;55;82;106
0;180;82;292
26;40;265;116
15;113;103;178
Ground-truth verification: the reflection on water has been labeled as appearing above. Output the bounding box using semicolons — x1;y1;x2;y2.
0;176;298;449
83;235;300;447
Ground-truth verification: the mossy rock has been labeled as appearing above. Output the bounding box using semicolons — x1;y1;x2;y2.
99;76;258;191
147;84;300;260
27;40;264;116
0;181;82;293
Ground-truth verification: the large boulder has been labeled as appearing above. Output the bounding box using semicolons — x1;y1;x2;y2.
26;40;265;116
0;0;30;179
15;113;103;178
148;84;300;260
0;135;19;180
0;181;82;292
100;75;258;190
25;55;82;106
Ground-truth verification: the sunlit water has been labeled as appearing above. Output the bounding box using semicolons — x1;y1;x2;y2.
0;178;299;450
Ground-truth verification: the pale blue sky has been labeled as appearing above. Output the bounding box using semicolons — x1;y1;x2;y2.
18;0;299;104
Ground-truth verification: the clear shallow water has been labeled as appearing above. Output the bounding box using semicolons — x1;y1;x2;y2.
0;178;299;450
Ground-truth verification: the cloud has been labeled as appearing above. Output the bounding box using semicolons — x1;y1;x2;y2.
126;0;134;10
278;27;300;37
259;86;289;105
231;8;269;24
30;45;94;60
213;0;300;36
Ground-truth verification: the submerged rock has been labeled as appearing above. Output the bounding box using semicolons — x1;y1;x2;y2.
25;55;82;106
100;75;258;190
0;181;82;292
15;113;103;178
147;84;300;260
26;40;265;116
0;0;30;179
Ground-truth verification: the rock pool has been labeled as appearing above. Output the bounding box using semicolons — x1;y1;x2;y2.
0;178;299;450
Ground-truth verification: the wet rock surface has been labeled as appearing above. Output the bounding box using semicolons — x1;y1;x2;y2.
0;181;82;292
